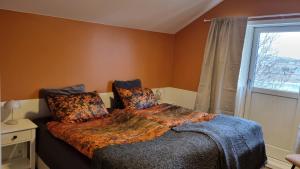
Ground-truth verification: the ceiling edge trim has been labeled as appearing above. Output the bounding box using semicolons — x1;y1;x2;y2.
0;8;174;34
173;0;224;34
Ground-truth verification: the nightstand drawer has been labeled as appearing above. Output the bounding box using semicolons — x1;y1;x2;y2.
1;130;32;145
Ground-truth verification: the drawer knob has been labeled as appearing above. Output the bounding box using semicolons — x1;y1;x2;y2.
11;135;18;140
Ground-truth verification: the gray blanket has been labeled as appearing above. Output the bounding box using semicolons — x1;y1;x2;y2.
173;115;267;169
92;115;266;169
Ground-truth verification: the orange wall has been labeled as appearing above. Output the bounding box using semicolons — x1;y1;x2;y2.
0;10;174;101
3;0;300;100
172;0;300;91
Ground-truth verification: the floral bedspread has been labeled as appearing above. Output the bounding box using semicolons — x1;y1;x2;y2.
47;103;216;158
121;103;216;127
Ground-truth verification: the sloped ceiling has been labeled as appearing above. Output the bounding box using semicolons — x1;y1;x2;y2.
0;0;222;34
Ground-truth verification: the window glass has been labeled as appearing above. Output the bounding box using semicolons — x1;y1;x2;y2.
253;31;300;92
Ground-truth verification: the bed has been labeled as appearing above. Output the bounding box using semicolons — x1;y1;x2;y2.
34;103;267;169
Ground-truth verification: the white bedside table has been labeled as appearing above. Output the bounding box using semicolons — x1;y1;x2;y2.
1;119;37;169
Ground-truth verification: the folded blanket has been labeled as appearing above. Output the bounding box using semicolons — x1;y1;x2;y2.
173;115;267;169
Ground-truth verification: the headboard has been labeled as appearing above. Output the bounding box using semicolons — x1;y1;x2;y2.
1;87;197;122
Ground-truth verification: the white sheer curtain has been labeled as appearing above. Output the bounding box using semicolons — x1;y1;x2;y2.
234;26;254;117
194;17;248;115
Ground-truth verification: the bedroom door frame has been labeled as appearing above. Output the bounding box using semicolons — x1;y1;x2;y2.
243;18;300;168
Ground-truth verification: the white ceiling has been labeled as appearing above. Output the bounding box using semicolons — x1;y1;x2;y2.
0;0;222;34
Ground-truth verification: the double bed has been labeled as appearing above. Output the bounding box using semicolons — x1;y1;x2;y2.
34;103;267;169
34;82;266;169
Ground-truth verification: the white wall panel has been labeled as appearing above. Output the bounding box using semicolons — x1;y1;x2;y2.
0;87;197;122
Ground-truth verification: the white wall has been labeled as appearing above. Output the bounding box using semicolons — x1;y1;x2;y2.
162;87;197;109
0;87;197;122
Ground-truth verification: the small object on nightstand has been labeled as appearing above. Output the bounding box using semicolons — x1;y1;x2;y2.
4;100;21;125
1;119;37;169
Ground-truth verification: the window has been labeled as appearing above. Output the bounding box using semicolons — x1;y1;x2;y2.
252;26;300;93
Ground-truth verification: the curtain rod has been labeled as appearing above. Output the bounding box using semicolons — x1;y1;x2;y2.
203;13;300;22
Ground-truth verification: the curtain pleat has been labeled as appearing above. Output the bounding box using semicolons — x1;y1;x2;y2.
194;17;248;115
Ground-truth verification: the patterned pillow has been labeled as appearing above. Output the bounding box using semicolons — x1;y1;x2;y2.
112;79;142;109
116;87;158;109
46;92;108;123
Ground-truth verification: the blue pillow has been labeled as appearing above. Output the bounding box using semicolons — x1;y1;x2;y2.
112;79;142;109
39;84;85;99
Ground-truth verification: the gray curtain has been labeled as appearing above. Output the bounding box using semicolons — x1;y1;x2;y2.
194;16;248;115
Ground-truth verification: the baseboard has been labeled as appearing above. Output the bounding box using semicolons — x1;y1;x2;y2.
267;156;292;169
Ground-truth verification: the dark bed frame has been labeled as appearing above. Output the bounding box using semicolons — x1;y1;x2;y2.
34;117;91;169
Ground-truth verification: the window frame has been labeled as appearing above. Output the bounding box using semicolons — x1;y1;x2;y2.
248;24;300;99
